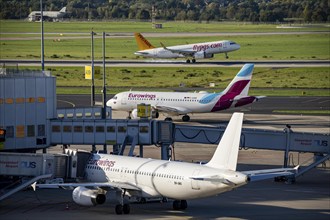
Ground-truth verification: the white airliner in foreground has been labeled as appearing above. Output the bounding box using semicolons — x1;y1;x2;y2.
107;64;264;121
134;33;240;63
33;113;297;215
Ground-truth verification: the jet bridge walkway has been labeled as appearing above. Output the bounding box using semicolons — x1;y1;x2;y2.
174;124;329;181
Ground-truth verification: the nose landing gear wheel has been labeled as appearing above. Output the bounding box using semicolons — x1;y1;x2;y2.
182;115;190;122
165;117;173;121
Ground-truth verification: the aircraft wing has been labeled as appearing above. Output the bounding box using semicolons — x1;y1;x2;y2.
154;105;190;115
242;166;298;182
32;181;141;191
160;42;195;56
233;95;266;101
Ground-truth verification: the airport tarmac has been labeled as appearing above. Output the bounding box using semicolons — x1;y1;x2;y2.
1;111;329;220
1;149;329;220
1;97;329;219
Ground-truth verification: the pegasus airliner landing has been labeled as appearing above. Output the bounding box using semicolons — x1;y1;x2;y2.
107;64;264;121
33;113;297;215
134;33;240;63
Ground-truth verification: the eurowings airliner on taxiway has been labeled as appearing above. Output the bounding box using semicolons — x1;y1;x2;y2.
107;64;264;121
134;33;240;63
33;113;297;215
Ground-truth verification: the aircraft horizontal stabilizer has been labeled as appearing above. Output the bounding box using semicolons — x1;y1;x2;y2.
242;166;298;182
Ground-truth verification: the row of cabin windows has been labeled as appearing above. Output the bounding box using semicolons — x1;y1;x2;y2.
128;98;210;103
52;125;149;133
87;165;184;180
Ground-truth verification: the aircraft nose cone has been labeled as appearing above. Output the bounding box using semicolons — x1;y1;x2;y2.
106;99;113;107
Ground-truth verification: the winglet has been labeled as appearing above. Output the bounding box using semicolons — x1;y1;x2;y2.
160;42;167;49
205;112;244;171
59;7;66;13
31;182;37;191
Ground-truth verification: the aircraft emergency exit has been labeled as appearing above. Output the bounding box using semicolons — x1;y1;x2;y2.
107;64;264;121
32;113;297;215
134;33;240;63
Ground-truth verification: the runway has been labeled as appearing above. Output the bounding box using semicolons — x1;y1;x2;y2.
56;94;330;133
57;94;329;115
1;59;329;67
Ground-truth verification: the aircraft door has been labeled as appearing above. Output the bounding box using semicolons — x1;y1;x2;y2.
191;169;201;190
121;94;127;106
223;41;228;49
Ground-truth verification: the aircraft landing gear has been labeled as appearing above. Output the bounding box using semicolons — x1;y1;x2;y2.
225;53;229;59
192;58;196;63
186;59;191;63
173;200;188;210
127;111;132;120
165;117;173;121
115;190;130;214
182;115;190;122
123;204;130;214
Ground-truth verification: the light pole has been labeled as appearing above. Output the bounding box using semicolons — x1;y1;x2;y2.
91;30;95;106
40;0;44;71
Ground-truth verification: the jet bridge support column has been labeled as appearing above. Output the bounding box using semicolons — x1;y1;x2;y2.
284;126;292;168
161;144;171;160
139;145;144;158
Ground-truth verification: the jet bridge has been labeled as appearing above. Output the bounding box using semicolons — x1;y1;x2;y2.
50;107;174;158
174;124;330;181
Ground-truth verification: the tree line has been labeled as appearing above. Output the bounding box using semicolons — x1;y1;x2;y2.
1;0;329;22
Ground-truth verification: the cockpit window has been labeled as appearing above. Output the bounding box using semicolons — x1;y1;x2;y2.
230;42;237;45
113;96;117;100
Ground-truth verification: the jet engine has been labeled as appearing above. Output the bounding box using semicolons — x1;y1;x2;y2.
72;186;106;206
132;109;138;119
194;51;214;59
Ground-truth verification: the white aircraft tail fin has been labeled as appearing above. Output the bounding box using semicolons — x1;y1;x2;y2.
59;7;66;13
134;33;155;50
223;64;254;96
205;112;244;171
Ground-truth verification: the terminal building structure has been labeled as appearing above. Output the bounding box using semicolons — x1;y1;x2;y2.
0;69;329;201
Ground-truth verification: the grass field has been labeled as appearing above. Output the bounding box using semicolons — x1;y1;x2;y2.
1;20;329;97
14;66;329;96
1;20;329;60
1;34;329;61
1;20;329;33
